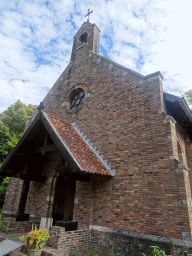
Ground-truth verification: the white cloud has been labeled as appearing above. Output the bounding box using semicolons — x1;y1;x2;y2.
0;0;191;112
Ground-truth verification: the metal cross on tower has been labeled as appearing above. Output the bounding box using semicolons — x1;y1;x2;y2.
85;9;93;21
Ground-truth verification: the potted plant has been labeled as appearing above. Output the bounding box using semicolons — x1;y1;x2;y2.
19;224;50;256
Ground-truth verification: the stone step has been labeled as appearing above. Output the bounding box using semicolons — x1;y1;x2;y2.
0;239;23;256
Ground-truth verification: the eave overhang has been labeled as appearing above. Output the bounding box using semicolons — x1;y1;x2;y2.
0;111;42;177
0;111;113;178
164;92;192;138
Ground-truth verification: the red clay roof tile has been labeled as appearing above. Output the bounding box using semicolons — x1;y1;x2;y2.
45;113;112;176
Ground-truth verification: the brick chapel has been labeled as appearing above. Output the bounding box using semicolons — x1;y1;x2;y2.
0;20;192;255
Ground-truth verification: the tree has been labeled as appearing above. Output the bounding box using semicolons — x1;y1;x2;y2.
0;100;37;136
0;100;37;164
0;100;37;208
180;89;192;109
0;177;10;206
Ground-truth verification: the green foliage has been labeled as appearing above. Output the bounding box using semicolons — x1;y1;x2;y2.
142;246;172;256
19;225;50;250
0;176;10;203
72;242;124;256
180;89;192;108
0;100;37;165
0;100;37;205
108;241;123;256
0;100;37;135
88;246;102;256
72;246;81;256
0;221;3;229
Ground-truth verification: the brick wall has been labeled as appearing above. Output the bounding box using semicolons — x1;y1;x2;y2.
73;180;94;226
42;40;192;239
186;137;192;193
2;177;23;214
71;21;100;61
48;225;90;254
89;226;192;256
2;216;40;233
170;119;188;167
25;151;62;218
2;21;192;252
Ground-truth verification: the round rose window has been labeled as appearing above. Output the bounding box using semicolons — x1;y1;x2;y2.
70;88;85;112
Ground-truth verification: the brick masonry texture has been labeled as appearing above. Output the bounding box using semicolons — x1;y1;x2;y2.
89;227;192;256
2;177;23;214
25;151;62;218
2;216;40;233
48;226;89;254
42;38;192;239
2;21;192;255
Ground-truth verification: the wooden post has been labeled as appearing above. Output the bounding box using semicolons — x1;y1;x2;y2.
17;179;30;215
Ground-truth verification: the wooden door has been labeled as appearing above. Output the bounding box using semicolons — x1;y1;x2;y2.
53;175;76;225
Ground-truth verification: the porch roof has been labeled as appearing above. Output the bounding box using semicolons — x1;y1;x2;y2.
42;112;113;176
0;110;113;178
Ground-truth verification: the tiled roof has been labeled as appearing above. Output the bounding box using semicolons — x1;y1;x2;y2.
44;113;112;176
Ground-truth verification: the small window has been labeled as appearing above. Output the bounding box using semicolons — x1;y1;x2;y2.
79;33;87;43
70;88;85;112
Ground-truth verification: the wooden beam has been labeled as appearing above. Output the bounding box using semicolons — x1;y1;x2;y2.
35;144;57;154
15;153;24;156
20;174;47;182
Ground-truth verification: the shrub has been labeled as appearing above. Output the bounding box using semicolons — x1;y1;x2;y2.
88;246;102;256
142;246;172;256
108;241;124;256
72;242;124;256
72;246;81;256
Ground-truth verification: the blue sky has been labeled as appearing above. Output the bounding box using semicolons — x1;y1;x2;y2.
0;0;192;112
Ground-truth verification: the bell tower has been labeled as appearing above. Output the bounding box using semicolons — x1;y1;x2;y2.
70;21;100;61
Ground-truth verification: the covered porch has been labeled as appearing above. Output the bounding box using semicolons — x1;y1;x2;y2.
0;109;114;236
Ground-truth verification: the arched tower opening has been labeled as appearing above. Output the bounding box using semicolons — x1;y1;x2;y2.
70;21;100;61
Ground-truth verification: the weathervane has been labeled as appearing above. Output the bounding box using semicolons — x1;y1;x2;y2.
85;8;93;22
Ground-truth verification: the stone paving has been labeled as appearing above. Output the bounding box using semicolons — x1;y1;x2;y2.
0;231;66;256
0;231;27;255
0;231;28;243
